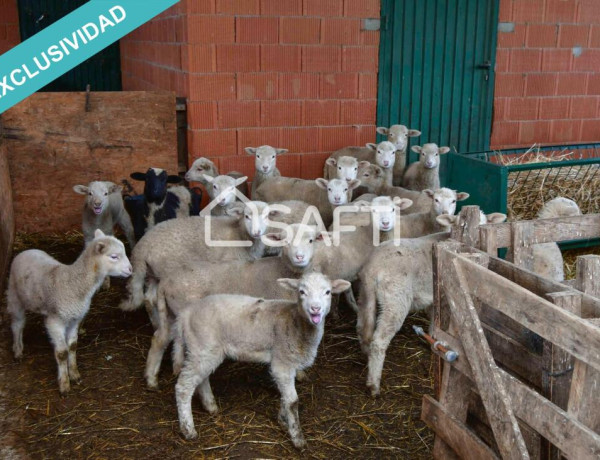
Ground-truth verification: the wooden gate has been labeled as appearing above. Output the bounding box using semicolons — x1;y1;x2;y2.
424;206;600;459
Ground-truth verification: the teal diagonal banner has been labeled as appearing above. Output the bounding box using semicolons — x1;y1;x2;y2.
0;0;179;114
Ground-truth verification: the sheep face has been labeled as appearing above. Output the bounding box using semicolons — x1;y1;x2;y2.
73;181;121;215
377;125;422;151
278;272;351;325
185;158;218;184
246;145;288;175
368;196;413;232
411;143;450;170
92;229;132;277
242;201;271;239
356;164;385;193
315;178;361;206
130;168;183;204
203;174;248;207
424;188;470;216
367;141;396;169
266;224;324;268
326;156;367;182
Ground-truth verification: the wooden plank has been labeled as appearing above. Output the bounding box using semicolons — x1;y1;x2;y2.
450;205;482;246
422;395;500;460
441;249;530;459
542;292;582;460
435;330;600;459
479;224;499;256
453;253;600;372
0;131;15;293
508;221;535;271
3;91;178;233
480;215;600;251
568;256;600;433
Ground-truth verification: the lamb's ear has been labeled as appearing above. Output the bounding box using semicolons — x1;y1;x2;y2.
225;203;244;218
130;172;147;181
408;129;421;137
436;214;458;226
411;145;422;153
393;197;413;210
486;212;507;224
202;174;215;184
277;278;300;292
108;184;123;194
373;165;384;177
423;189;435;199
234;176;248;186
316;231;331;241
358;160;371;168
456;192;470;201
315;178;328;190
439;146;451;154
167;175;183;184
94;229;106;239
325;157;337;167
348;179;361;190
331;279;352;294
73;185;89;195
376;126;389;136
265;231;286;242
245;147;257;155
275;148;288;155
365;143;377;151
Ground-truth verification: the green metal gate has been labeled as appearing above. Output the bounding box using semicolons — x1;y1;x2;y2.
17;0;122;92
377;0;499;159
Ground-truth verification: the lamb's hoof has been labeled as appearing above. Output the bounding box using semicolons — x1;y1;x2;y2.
71;376;82;386
292;435;307;450
181;427;198;441
367;383;380;398
205;404;219;415
59;386;71;397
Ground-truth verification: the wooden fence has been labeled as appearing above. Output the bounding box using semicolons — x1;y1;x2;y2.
423;206;600;459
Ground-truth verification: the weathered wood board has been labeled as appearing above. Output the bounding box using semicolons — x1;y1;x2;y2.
2;91;177;233
0;131;15;293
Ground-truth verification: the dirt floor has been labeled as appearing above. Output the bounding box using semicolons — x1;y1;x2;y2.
0;233;435;459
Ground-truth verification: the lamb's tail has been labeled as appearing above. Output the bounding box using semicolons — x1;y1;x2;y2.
119;254;147;311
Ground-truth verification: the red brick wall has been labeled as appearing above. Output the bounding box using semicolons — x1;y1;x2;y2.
0;0;20;54
492;0;600;148
121;0;380;179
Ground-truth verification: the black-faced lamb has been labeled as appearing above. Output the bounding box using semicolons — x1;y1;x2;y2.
6;229;132;394
356;210;506;397
403;143;450;191
73;181;136;249
129;168;193;239
245;145;288;198
172;272;350;448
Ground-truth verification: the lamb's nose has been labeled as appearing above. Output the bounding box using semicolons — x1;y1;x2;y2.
384;161;389;166
310;306;321;313
296;254;304;261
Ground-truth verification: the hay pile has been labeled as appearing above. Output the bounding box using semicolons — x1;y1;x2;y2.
496;145;600;221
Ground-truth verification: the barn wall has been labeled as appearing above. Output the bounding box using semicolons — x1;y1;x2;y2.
492;0;600;148
120;0;380;179
3;92;177;233
0;0;20;54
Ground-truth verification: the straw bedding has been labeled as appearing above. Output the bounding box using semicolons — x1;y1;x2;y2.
0;232;434;459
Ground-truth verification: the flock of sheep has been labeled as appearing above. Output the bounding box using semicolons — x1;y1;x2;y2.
5;124;582;449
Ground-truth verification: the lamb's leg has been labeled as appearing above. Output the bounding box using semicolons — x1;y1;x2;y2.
271;363;305;449
145;316;171;389
118;211;136;250
144;279;160;329
196;378;218;414
356;280;377;355
65;320;82;384
7;288;25;360
176;354;223;440
344;287;358;313
366;292;410;397
45;316;70;395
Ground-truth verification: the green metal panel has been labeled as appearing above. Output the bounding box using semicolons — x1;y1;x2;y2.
17;0;122;92
377;0;499;183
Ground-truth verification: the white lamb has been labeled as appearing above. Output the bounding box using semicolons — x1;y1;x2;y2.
185;157;249;197
533;197;582;281
6;230;132;394
200;174;248;216
357;210;507;396
172;272;350;448
245;145;288;198
73;181;136;249
404;143;450;191
324;156;370;183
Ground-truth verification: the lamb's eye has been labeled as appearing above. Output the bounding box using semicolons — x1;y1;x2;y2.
338;166;341;170
364;174;370;178
104;192;108;196
299;290;306;296
309;239;313;244
326;290;331;295
452;200;456;203
245;215;251;220
88;192;92;196
328;188;331;192
110;254;119;261
213;185;217;190
354;167;357;171
271;156;275;159
435;199;440;203
435;153;439;156
344;188;348;192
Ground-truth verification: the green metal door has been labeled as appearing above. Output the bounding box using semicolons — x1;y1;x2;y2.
377;0;498;156
17;0;122;92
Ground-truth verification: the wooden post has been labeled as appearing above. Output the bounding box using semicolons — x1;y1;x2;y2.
542;291;582;460
568;256;600;433
508;221;535;271
450;205;482;246
479;224;498;256
0;132;15;294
